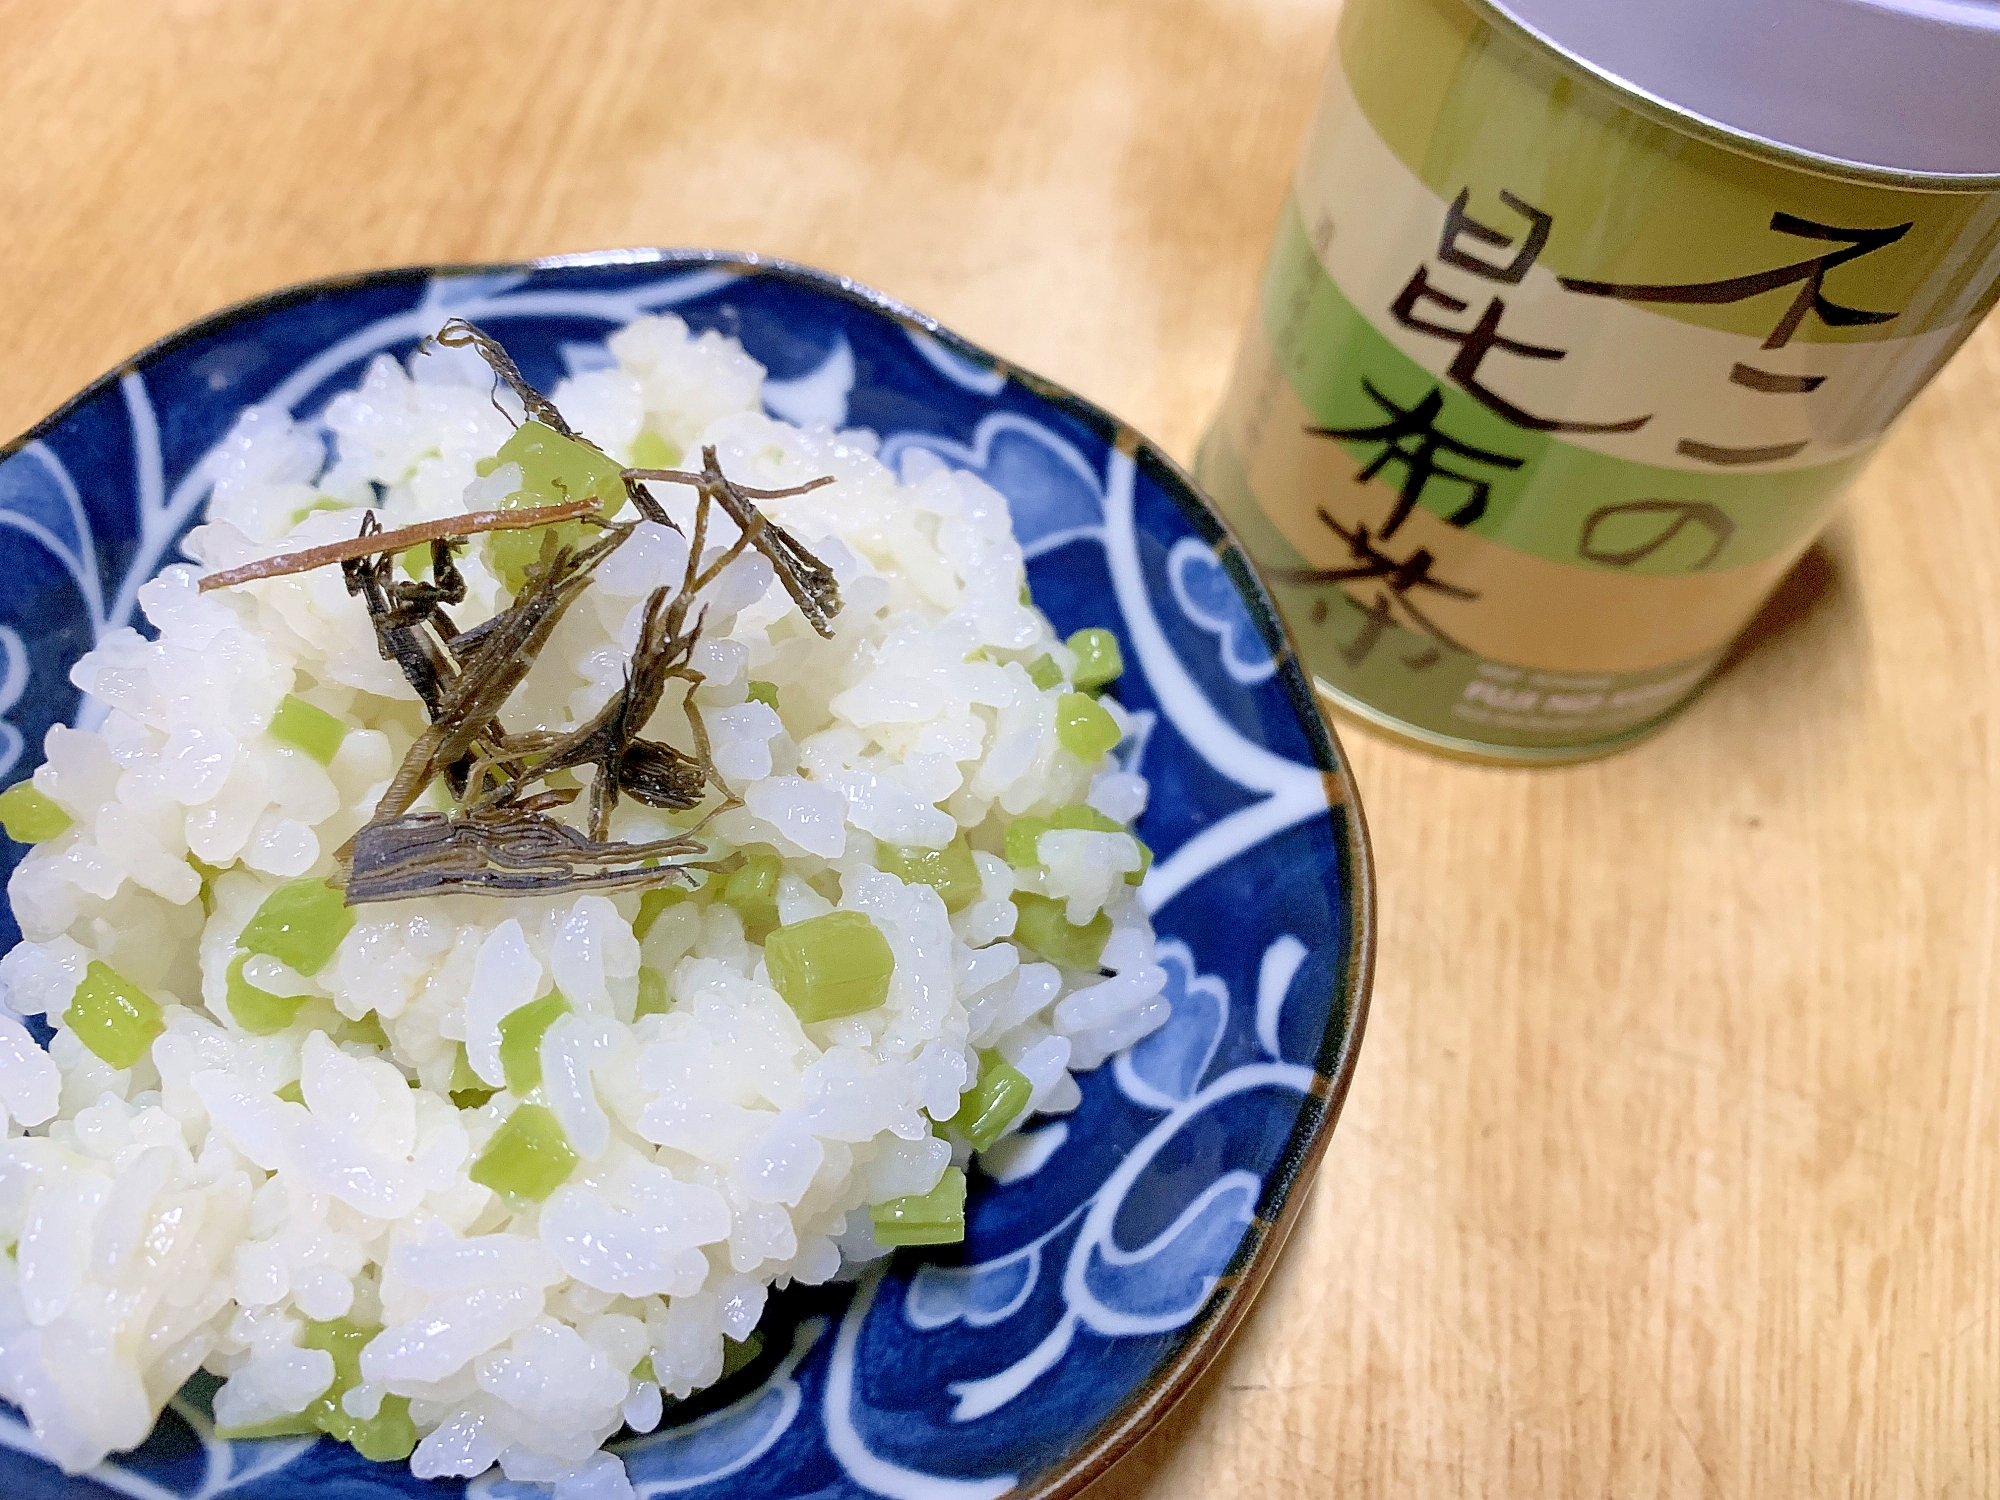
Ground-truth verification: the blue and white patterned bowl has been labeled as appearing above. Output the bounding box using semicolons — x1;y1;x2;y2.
0;253;1373;1500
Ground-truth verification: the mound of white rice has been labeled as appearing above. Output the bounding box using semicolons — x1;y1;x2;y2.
0;316;1168;1497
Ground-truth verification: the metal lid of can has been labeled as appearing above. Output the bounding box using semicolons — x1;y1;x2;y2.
1476;0;2000;183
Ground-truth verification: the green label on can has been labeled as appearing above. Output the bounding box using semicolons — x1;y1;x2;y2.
1201;0;2000;757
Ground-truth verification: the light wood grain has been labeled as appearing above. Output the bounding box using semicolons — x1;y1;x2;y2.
4;2;1996;1494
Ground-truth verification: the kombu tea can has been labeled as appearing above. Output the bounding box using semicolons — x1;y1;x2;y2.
1198;0;2000;762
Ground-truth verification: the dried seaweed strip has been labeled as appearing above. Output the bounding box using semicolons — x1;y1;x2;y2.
494;584;711;839
338;516;473;723
431;318;576;436
345;808;702;903
371;524;633;821
626;450;841;635
196;496;601;592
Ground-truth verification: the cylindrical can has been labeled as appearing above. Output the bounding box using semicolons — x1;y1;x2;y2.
1198;0;2000;762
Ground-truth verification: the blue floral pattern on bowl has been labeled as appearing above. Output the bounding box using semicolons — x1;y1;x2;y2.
0;252;1372;1500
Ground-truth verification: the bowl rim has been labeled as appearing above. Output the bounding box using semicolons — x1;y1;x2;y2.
1;247;1375;1500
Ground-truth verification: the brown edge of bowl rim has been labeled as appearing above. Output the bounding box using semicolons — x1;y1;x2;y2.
1;245;1377;1500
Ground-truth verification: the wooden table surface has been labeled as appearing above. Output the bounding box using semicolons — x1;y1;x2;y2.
5;1;1997;1494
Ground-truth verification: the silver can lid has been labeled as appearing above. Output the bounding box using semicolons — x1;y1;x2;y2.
1481;0;2000;180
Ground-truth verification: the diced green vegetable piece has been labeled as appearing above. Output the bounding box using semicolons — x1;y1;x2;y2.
449;1046;494;1109
720;1330;764;1379
1004;817;1049;868
629;428;677;470
1066;628;1123;691
225;952;311;1035
275;1079;305;1105
267;694;347;766
635;966;670;1018
322;1395;419;1464
961;1050;1034;1151
1010;893;1112;971
634;883;690;940
1127;836;1153;886
876;836;980;912
0;783;70;843
722;848;782;936
68;961;163;1070
285;496;348;529
484;420;629;594
1007;805;1126;870
745;679;780;710
469;1103;577;1200
1056;693;1121;763
239;878;354;977
764;909;896;1024
1026;654;1064;692
498;991;570;1095
215;1412;323;1441
300;1318;418;1462
1050;803;1123;834
871;1167;967;1248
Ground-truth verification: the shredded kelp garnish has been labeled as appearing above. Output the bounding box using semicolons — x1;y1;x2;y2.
626;448;842;638
195;497;602;592
344;808;708;902
201;319;845;904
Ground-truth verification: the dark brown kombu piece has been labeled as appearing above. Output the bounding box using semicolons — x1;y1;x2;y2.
199;319;845;904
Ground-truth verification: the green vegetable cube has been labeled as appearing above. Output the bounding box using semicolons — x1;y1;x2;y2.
871;1166;967;1248
764;909;896;1023
213;1411;322;1441
629;428;678;470
634;883;689;940
877;836;981;912
1003;817;1050;868
1006;805;1124;870
484;420;629;593
1127;836;1153;886
68;961;163;1070
1056;693;1121;763
1051;803;1123;833
961;1050;1034;1151
340;1013;389;1050
225;953;311;1035
267;694;347;765
449;1045;494;1109
745;680;781;711
722;848;782;937
635;965;670;1018
498;991;570;1094
720;1330;764;1378
1066;628;1123;691
469;1103;578;1201
0;783;70;843
301;1318;418;1463
1027;654;1064;692
239;878;354;977
1010;893;1112;971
